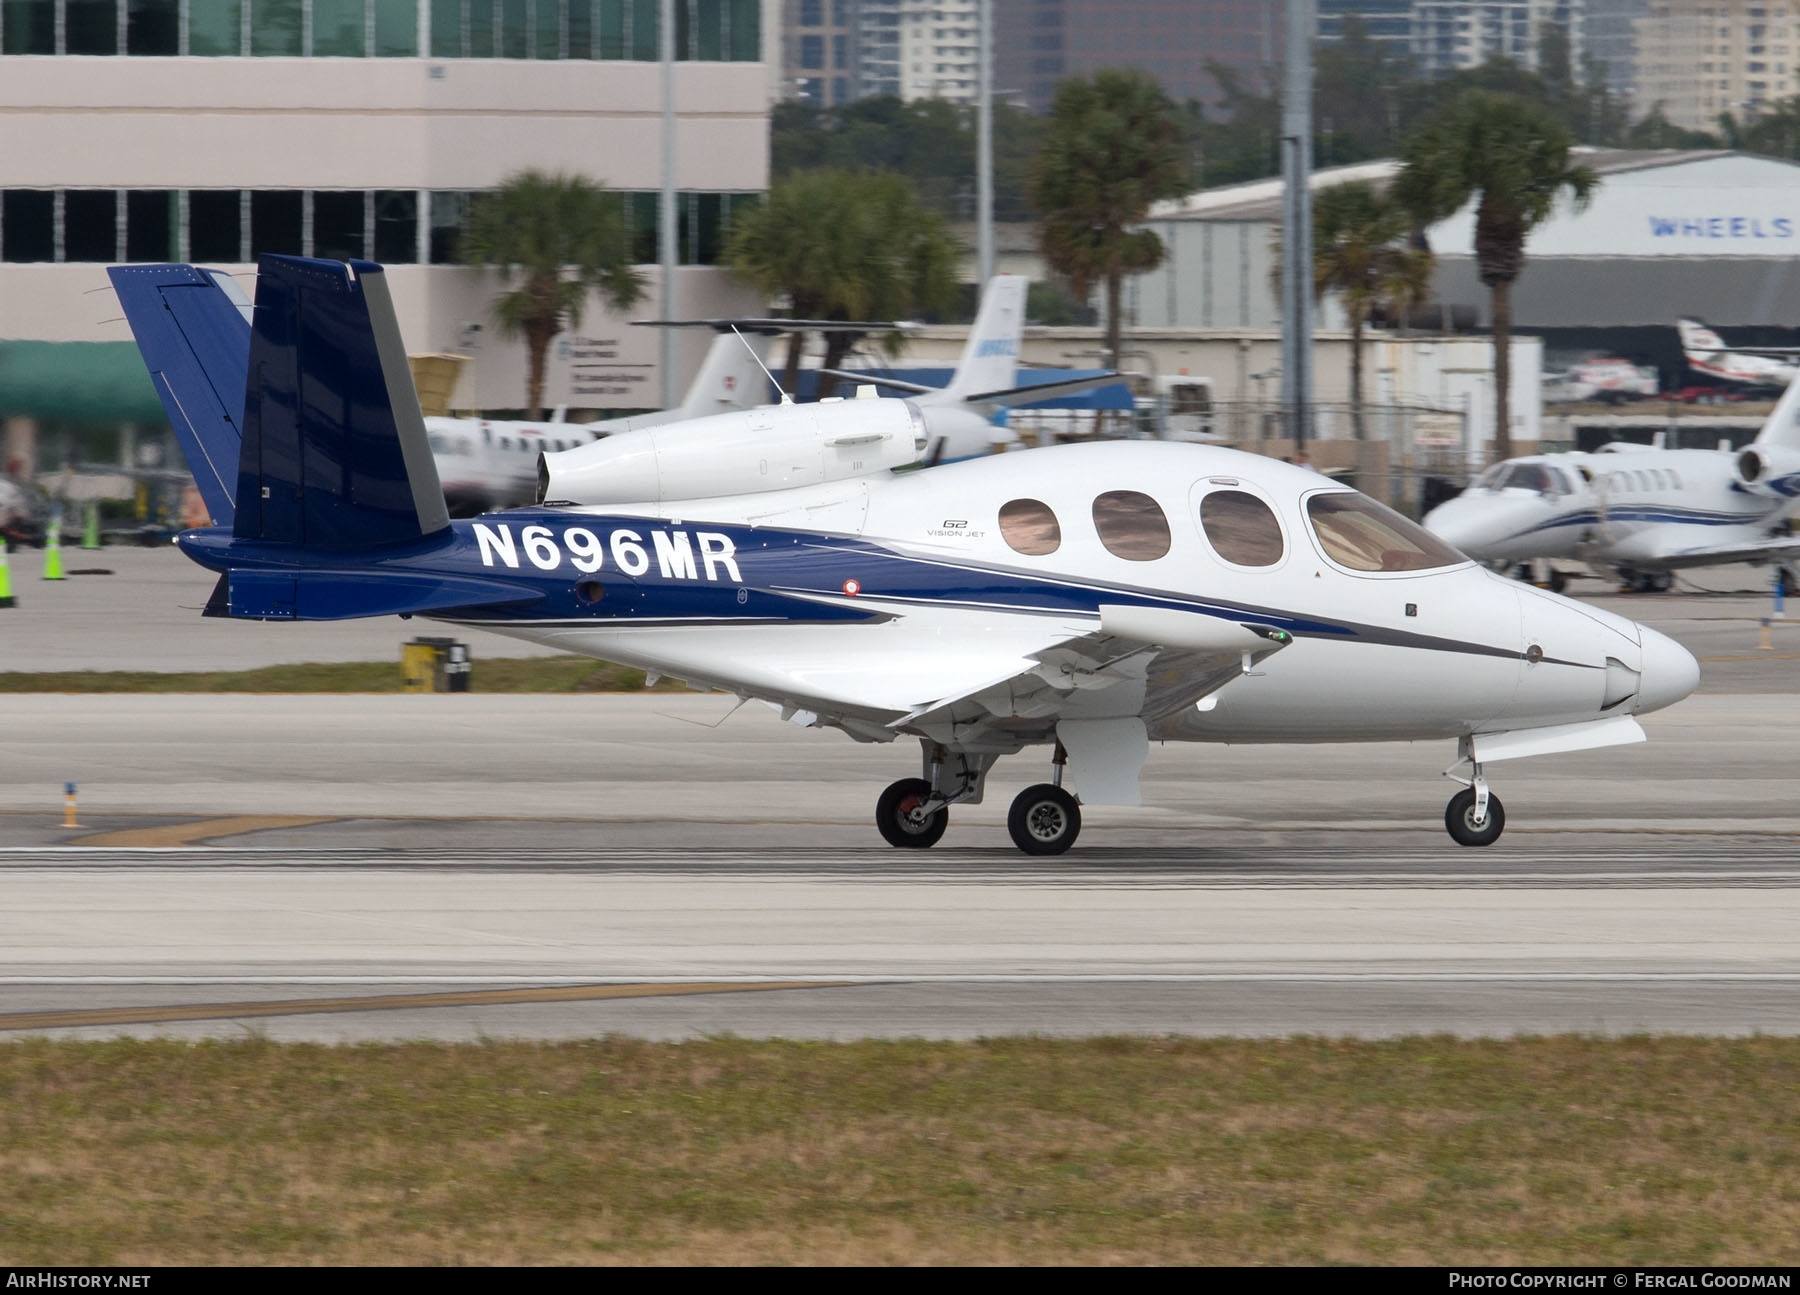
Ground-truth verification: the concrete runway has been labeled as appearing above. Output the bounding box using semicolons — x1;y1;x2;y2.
1;547;1797;1042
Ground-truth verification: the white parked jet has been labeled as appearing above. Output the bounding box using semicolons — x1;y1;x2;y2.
1423;375;1800;591
1677;318;1800;390
112;255;1701;853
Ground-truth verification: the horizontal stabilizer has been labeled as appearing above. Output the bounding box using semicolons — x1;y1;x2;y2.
222;569;543;621
816;369;935;395
107;264;253;526
1655;535;1800;569
964;372;1127;408
634;317;906;335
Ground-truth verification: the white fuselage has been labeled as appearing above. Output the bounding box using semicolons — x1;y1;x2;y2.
469;442;1695;750
1423;447;1790;570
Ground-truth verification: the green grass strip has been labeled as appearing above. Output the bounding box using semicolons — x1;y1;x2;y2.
2;1034;1798;1265
0;656;690;694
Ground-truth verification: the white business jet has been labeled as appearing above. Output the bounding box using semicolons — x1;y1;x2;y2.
1677;318;1800;390
112;254;1701;854
1423;373;1800;592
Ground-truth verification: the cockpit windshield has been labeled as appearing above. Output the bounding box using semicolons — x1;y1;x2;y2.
1307;491;1468;573
1477;462;1564;493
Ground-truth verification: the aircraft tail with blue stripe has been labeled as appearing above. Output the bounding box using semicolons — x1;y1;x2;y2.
111;255;531;621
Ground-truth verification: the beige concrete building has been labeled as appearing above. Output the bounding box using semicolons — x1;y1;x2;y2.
0;0;778;423
1635;0;1800;131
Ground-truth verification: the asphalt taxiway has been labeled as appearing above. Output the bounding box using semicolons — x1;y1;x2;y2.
1;548;1796;1042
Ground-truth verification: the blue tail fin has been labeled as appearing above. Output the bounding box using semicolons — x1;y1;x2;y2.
107;263;253;527
236;255;449;549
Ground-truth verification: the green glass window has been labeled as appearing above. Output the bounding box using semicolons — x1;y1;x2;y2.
469;0;494;56
567;0;590;57
127;0;180;55
189;0;243;54
728;0;758;60
374;190;417;263
251;0;303;55
65;191;119;263
373;0;416;54
126;190;178;262
596;0;624;57
534;0;558;57
500;0;525;57
630;0;655;59
429;0;460;56
2;191;55;263
2;1;55;54
693;0;722;61
189;190;244;262
629;191;657;264
250;190;304;256
66;0;119;54
313;0;366;55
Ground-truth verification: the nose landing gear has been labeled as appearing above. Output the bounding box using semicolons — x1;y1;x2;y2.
1444;739;1506;846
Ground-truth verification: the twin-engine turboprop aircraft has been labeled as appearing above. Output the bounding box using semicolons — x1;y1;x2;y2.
110;255;1700;853
1423;370;1800;590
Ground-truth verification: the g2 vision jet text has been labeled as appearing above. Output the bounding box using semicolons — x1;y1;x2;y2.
111;255;1700;853
1423;371;1800;592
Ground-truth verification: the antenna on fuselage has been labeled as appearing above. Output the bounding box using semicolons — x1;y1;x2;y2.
733;324;792;406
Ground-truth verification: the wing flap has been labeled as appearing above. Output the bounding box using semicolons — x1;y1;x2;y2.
1654;535;1800;569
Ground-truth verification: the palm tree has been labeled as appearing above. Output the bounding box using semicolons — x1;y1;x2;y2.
724;168;960;396
460;170;645;418
1395;92;1596;459
1312;181;1434;441
1029;68;1189;370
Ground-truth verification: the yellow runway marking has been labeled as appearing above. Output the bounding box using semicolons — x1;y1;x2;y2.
71;815;333;847
0;982;852;1032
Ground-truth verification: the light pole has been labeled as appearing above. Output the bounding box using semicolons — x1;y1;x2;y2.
1279;0;1314;451
977;0;993;286
659;0;677;408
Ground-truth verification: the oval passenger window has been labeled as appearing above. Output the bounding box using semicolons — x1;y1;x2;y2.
1092;490;1171;561
999;498;1061;556
1200;490;1284;566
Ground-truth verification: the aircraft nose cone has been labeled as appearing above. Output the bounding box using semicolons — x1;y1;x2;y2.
1634;626;1700;714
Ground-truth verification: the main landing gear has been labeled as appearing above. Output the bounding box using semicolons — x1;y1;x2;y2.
875;742;1084;855
1443;739;1506;847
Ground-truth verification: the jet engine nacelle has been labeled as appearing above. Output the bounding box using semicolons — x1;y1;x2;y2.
1734;445;1800;498
539;395;927;506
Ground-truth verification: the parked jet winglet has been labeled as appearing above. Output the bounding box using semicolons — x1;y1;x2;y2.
106;263;253;526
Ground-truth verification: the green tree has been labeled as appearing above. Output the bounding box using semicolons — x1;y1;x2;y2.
724;168;961;395
1030;68;1190;370
460;170;645;419
1312;181;1434;441
1395;92;1597;459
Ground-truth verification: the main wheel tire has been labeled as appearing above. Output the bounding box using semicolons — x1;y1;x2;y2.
1007;783;1082;856
876;778;948;849
1445;787;1506;847
1547;569;1568;594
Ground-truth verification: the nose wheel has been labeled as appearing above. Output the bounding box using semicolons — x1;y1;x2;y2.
1444;786;1505;847
1444;740;1506;846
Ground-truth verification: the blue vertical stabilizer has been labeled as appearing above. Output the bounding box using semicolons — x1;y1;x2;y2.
235;255;449;549
107;263;253;526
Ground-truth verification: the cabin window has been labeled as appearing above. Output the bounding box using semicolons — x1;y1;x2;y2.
1307;491;1465;573
1092;490;1171;561
1669;470;1682;490
1199;490;1284;567
999;498;1061;556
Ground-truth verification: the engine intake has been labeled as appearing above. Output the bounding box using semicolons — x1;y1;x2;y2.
1735;445;1800;498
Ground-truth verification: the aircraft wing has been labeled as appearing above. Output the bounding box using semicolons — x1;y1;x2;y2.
1653;535;1800;569
634;318;904;335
